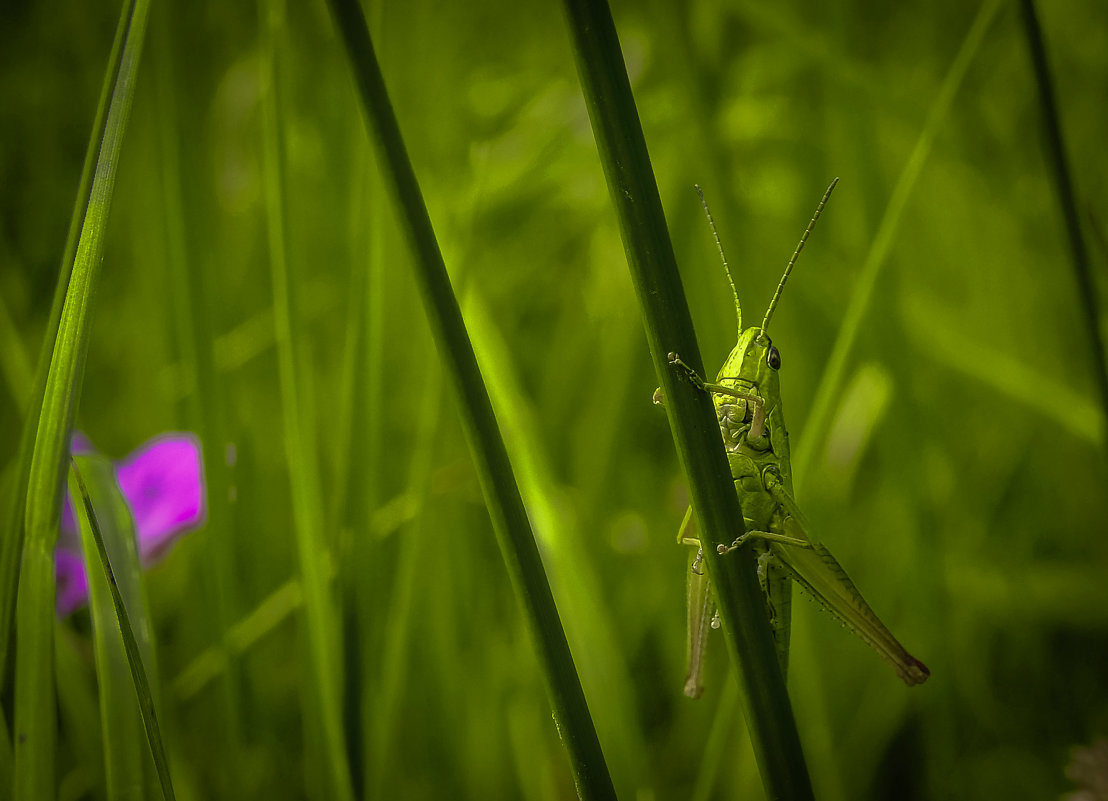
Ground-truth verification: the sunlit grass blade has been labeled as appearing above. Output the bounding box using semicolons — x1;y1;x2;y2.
71;454;153;798
11;0;151;796
903;296;1103;445
1016;0;1108;444
69;457;175;801
792;0;1002;490
463;291;649;792
0;0;135;693
169;491;422;704
323;1;616;797
258;2;355;799
81;472;146;799
561;0;812;798
151;6;244;793
170;559;333;701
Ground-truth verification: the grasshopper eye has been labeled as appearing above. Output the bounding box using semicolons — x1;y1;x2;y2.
766;345;781;370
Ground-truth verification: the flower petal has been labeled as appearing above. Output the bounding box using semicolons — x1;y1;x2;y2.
114;433;205;564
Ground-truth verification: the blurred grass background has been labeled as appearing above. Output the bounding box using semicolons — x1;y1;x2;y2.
2;0;1108;799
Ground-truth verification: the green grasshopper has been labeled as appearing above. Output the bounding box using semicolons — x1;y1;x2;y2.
658;179;929;698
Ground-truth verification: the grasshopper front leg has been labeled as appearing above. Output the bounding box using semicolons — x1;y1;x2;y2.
665;353;767;442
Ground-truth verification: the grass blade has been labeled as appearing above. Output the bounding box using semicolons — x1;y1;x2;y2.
69;457;175;801
72;453;156;800
0;692;9;792
463;291;649;793
258;2;355;799
0;291;33;414
322;1;616;797
151;5;244;792
366;362;443;798
792;0;1002;489
560;0;814;798
55;626;105;798
0;0;135;693
1016;0;1108;446
11;0;151;796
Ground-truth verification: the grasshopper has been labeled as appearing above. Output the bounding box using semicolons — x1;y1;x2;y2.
657;179;929;698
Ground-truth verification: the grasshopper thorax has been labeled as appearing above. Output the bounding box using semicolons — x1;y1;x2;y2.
695;180;835;481
716;327;781;393
714;327;784;457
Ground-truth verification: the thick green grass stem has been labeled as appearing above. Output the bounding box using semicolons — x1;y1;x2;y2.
0;0;134;693
1016;0;1108;450
560;1;813;799
11;0;150;796
322;1;616;798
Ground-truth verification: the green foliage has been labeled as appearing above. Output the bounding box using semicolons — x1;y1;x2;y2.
2;0;1107;799
563;0;810;797
71;454;175;800
7;0;151;797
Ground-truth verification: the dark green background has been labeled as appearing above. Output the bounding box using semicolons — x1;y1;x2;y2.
2;0;1107;798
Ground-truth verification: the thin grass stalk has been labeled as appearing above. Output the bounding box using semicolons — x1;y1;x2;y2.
151;7;244;794
334;169;369;796
72;454;157;800
55;627;105;795
463;291;648;793
69;458;175;800
333;94;376;796
367;361;443;798
169;565;333;702
81;461;144;800
11;0;150;796
0;704;9;791
560;1;814;799
258;2;356;799
1016;0;1108;447
0;0;134;693
792;0;1001;489
690;678;740;801
322;1;615;798
359;156;390;801
0;293;33;413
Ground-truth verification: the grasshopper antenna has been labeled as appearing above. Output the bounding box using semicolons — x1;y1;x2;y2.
762;177;839;333
695;184;741;335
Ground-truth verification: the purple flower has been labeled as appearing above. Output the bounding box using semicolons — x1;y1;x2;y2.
55;433;206;616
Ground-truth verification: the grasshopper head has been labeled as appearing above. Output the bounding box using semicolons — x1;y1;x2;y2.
716;327;781;400
713;326;783;451
696;178;837;442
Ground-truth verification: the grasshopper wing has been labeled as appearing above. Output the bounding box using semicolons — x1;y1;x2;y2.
684;545;713;699
678;508;712;698
678;506;795;695
767;484;930;686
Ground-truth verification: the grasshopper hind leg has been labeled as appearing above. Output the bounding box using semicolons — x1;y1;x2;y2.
684;545;714;698
760;554;793;679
